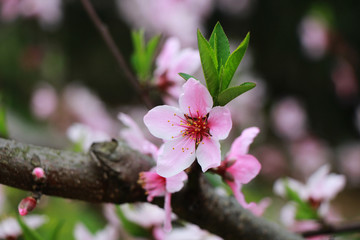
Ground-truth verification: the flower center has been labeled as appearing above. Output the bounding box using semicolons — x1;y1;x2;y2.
178;108;211;146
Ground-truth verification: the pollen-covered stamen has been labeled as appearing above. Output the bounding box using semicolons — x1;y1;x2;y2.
180;107;211;146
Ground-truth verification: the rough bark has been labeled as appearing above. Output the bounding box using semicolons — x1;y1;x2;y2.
0;137;303;240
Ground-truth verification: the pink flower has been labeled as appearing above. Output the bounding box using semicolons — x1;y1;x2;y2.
155;37;200;105
144;78;232;177
216;127;263;213
31;83;58;120
118;113;159;159
274;164;346;217
139;168;187;232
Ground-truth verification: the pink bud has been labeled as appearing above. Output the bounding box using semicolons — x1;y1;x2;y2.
32;167;45;181
18;197;37;216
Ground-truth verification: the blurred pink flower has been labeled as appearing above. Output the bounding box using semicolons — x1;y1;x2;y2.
155;37;200;106
290;137;330;179
1;0;62;27
144;78;232;177
254;145;288;180
31;83;58;120
64;84;115;135
66;123;110;152
118;112;158;159
298;16;329;59
117;0;214;47
139;168;187;232
120;203;167;229
274;164;346;217
0;0;19;21
271;97;307;140
216;127;265;215
74;223;119;240
279;203;335;240
0;215;47;239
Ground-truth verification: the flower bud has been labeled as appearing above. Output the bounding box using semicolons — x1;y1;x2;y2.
32;167;45;182
18;197;37;216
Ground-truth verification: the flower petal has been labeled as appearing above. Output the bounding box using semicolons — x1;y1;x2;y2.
167;49;200;81
227;181;255;209
144;105;184;140
208;106;232;140
155;37;180;76
227;154;261;184
156;138;196;177
179;78;213;117
166;171;188;193
228;127;260;156
196;137;221;172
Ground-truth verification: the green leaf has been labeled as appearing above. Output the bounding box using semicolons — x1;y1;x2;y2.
217;82;256;106
197;29;219;98
131;30;160;82
49;220;65;240
284;181;319;221
209;22;230;70
16;215;45;240
0;95;8;138
220;32;250;91
116;206;150;237
178;73;197;81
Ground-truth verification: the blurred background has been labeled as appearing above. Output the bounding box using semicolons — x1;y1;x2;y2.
0;0;359;239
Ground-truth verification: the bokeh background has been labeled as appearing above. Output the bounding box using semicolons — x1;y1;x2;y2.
0;0;359;239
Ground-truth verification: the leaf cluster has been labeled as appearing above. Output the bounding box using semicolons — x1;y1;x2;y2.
183;22;256;106
131;30;160;82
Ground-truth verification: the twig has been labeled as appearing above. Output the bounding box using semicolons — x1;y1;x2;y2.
301;222;360;238
79;0;154;109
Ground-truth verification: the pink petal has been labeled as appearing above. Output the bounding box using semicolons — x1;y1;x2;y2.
208;106;232;140
247;197;272;216
310;174;346;201
227;181;255;209
155;37;181;76
163;192;172;233
167;49;200;81
196;137;221;172
228;127;260;156
144;105;184;140
179;78;213;117
156;138;196;177
166;171;188;193
227;154;261;184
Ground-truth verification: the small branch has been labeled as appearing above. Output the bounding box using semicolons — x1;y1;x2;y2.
301;222;360;238
79;0;154;109
0;137;303;240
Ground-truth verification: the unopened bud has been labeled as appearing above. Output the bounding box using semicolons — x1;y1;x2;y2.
18;197;37;216
32;167;45;182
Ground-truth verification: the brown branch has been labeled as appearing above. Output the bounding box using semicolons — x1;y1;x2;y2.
79;0;154;109
0;138;303;240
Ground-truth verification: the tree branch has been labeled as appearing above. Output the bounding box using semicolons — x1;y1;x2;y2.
0;138;303;240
